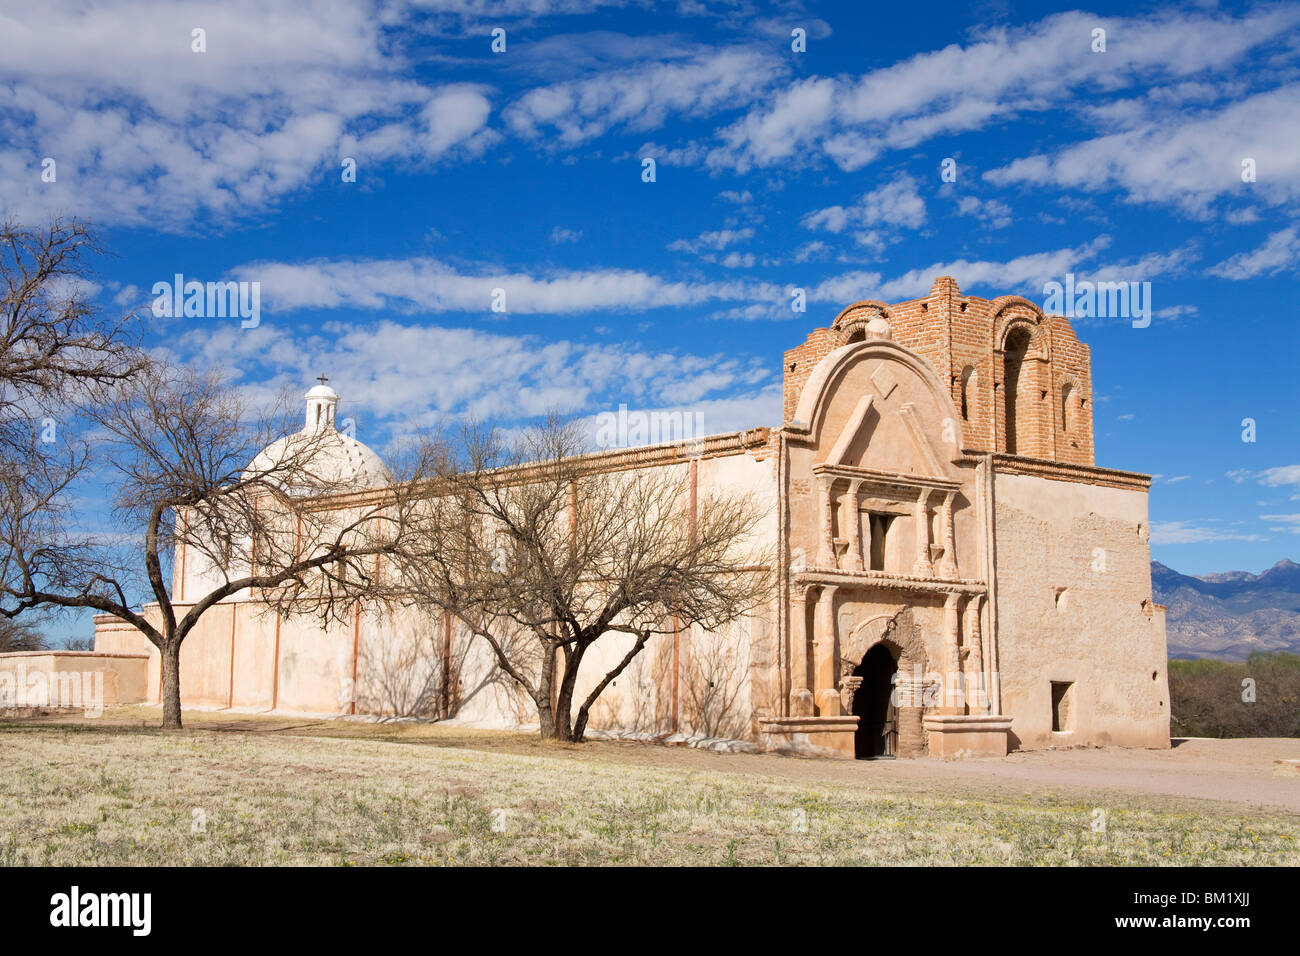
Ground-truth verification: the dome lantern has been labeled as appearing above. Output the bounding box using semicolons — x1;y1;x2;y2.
305;375;339;432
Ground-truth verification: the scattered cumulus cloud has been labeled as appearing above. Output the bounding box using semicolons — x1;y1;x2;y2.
1208;227;1300;279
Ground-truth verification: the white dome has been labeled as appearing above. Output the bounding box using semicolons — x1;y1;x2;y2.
245;382;390;493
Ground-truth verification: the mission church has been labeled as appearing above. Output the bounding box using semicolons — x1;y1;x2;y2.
91;276;1171;759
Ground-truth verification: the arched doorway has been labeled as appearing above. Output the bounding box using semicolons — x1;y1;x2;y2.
852;643;898;758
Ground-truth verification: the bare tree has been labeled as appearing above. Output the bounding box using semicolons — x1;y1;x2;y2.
0;363;441;729
410;415;772;743
0;219;144;639
0;617;45;652
0;218;142;457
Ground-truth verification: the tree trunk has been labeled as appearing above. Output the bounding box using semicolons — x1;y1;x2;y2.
573;629;651;743
160;640;183;729
534;642;556;737
550;645;584;741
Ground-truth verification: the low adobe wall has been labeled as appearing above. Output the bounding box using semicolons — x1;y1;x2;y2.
0;651;150;712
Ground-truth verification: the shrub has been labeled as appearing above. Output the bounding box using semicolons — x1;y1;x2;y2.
1169;651;1300;738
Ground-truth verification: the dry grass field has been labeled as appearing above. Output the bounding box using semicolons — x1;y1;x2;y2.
1;708;1296;866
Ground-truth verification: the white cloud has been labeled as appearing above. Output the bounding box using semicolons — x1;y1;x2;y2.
1262;513;1300;533
1208;227;1300;279
229;255;783;315
810;236;1112;302
0;1;497;227
1259;465;1300;488
706;8;1300;173
576;384;783;448
667;228;755;254
802;174;926;235
164;315;775;429
792;241;831;263
1150;520;1265;545
504;47;785;146
984;85;1300;214
549;226;583;244
1087;244;1197;283
955;195;1012;229
719;251;755;269
112;284;142;307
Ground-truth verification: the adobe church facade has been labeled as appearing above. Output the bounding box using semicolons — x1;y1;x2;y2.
92;276;1171;758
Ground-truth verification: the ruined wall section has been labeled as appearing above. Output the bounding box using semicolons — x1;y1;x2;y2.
992;467;1168;751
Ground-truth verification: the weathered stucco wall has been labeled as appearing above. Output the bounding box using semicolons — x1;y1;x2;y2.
992;470;1169;750
0;651;149;709
93;442;781;742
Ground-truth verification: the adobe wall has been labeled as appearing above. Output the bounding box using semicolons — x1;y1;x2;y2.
95;603;358;714
992;468;1170;750
564;446;780;740
0;651;150;709
92;438;782;741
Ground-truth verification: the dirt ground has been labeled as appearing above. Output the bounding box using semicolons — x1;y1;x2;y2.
23;706;1300;818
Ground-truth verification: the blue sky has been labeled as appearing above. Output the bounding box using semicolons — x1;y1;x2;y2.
2;0;1298;587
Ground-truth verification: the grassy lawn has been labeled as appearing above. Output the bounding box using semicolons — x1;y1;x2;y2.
2;718;1297;866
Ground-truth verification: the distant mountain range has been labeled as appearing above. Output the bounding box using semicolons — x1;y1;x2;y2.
1152;558;1300;660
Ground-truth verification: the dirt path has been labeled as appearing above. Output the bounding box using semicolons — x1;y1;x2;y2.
533;735;1300;815
22;707;1300;817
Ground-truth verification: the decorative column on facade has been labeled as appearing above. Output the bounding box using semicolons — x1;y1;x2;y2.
789;585;814;716
941;591;964;714
964;594;986;713
843;479;865;572
912;487;934;577
861;508;874;571
812;585;840;716
816;475;837;569
937;491;958;579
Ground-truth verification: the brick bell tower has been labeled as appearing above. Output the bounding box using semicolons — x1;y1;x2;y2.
783;277;1095;466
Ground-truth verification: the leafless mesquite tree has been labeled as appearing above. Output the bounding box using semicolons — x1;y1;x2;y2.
0;218;142;456
410;415;772;743
0;219;144;617
0;617;45;652
0;364;442;728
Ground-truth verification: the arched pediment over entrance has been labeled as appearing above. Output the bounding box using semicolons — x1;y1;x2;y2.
790;337;964;479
